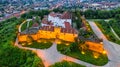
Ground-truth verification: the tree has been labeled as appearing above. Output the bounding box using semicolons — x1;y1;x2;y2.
53;8;64;13
79;44;88;51
74;37;79;44
115;14;120;20
70;43;78;51
63;46;71;54
35;16;41;26
84;9;95;19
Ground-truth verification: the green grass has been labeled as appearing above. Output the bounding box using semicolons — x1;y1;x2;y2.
21;21;27;32
0;43;44;67
0;17;44;67
21;20;36;32
95;20;120;44
109;19;120;37
57;43;108;66
49;61;85;67
23;41;53;49
29;21;34;27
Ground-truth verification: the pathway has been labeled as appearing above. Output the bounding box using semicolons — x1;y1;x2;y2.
105;19;120;40
19;19;32;32
87;20;107;40
110;26;120;40
19;20;26;32
87;20;120;67
26;19;32;28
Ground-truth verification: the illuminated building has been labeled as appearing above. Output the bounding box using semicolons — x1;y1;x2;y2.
18;26;78;43
18;11;78;43
85;41;106;54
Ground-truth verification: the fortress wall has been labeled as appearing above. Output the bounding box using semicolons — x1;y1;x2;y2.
18;34;27;42
18;27;78;43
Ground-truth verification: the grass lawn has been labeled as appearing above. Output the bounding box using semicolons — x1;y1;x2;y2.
49;61;85;67
22;41;53;49
57;44;108;66
21;21;27;32
95;20;120;44
109;19;120;37
21;20;37;32
29;21;34;27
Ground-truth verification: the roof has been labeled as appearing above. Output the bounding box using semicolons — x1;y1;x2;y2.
60;28;77;34
39;25;77;34
42;18;53;25
40;26;54;32
20;28;39;35
64;22;71;29
60;11;71;19
49;12;56;17
32;23;39;27
42;18;48;24
49;11;72;19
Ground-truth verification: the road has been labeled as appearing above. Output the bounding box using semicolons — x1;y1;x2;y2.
87;20;120;67
88;20;107;40
0;11;27;22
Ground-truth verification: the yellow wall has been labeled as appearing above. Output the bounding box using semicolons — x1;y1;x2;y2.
38;30;56;39
18;27;78;43
85;41;104;53
18;34;27;42
30;34;38;40
54;27;61;33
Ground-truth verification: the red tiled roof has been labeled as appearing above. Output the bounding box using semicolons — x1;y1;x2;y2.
40;26;54;32
64;22;71;29
42;18;48;24
49;11;71;19
49;12;62;18
42;18;53;25
32;23;39;27
60;11;71;19
48;21;53;25
60;28;77;34
13;13;20;17
49;12;56;17
20;10;26;15
40;26;77;34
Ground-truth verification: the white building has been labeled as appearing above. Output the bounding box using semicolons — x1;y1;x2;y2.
42;11;72;28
